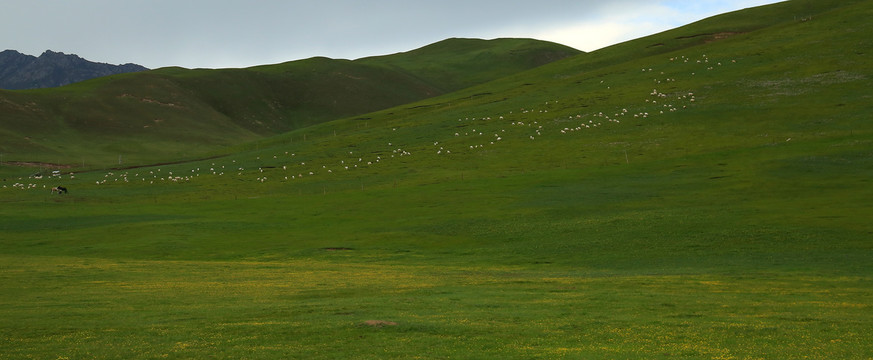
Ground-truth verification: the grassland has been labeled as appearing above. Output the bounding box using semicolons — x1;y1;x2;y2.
1;0;872;358
0;38;579;168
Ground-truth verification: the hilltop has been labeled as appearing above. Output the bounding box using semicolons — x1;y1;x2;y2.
0;49;148;90
0;38;579;167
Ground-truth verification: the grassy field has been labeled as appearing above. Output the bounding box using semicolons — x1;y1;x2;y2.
0;38;578;168
2;0;872;358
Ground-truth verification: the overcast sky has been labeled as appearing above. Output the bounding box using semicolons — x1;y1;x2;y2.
2;0;783;69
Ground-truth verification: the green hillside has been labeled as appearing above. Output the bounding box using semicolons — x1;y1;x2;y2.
357;37;581;92
2;0;872;358
0;38;579;168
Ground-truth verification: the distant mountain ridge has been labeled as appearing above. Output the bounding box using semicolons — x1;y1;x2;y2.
0;50;148;90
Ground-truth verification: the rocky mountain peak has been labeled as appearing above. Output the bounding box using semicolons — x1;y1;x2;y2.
0;49;148;90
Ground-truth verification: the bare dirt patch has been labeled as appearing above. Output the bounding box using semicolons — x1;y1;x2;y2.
675;31;743;43
324;247;354;251
362;320;397;327
5;161;72;169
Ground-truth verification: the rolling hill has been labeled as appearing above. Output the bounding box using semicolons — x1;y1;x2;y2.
0;38;580;168
1;0;872;358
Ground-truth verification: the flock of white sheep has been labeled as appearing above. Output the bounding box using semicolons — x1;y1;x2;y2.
2;53;735;193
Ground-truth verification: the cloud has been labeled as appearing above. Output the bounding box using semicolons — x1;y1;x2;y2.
522;0;784;52
531;21;663;52
0;0;783;69
478;3;671;52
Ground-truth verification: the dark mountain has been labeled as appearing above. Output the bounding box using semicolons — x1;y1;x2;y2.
0;50;148;90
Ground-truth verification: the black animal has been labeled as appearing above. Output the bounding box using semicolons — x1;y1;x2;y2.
51;186;67;194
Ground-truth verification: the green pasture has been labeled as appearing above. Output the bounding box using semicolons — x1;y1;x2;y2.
2;0;873;358
0;38;578;168
2;150;872;358
2;121;871;358
2;255;870;359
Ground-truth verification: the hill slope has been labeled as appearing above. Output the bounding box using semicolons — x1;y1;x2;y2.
1;0;872;358
0;38;580;167
356;37;581;92
0;50;148;90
